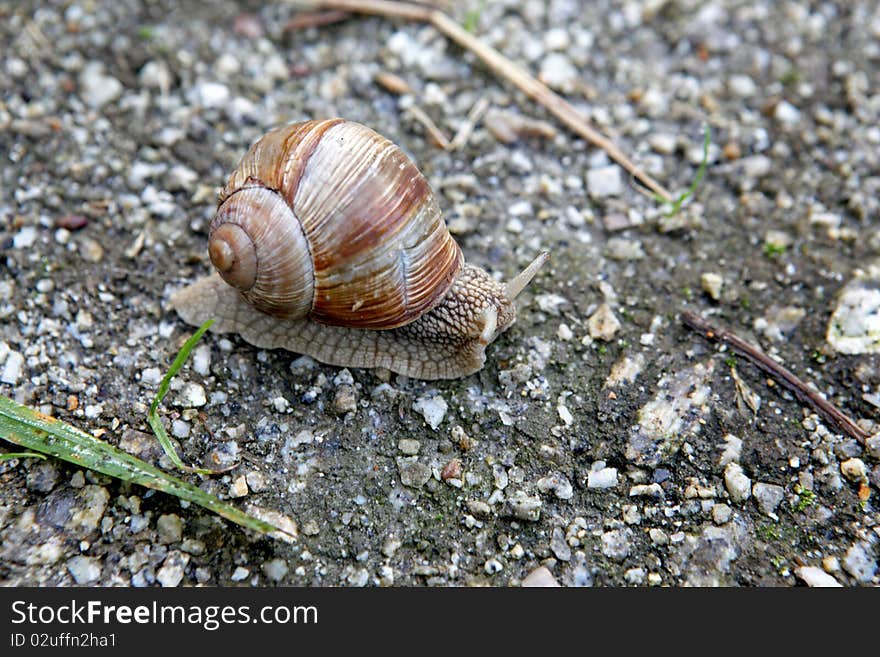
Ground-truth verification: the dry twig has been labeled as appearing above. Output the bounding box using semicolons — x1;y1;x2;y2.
296;0;673;201
681;311;870;444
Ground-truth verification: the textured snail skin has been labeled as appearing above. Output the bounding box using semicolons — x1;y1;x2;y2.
170;265;517;380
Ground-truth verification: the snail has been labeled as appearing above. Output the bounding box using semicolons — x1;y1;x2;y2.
170;118;548;379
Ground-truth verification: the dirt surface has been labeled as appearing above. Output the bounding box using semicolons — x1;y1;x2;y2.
1;0;878;587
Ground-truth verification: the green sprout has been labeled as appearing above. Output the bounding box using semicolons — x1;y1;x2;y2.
655;124;711;216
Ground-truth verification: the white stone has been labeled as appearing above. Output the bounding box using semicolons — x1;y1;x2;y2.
752;482;784;515
587;467;618;489
413;393;447;430
724;463;751;503
190;81;230;109
1;350;24;384
701;272;723;301
774;100;801;125
79;62;123;108
67;556;101;584
586;165;624;198
522;566;560;587
728;74;757;97
177;382;207;408
192;344;211;376
795;566;842;587
539;53;579;92
588;304;621;341
12;226;39;251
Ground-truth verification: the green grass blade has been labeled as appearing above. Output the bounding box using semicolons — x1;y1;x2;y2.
655;123;711;216
0;395;293;540
0;451;47;461
147;319;223;475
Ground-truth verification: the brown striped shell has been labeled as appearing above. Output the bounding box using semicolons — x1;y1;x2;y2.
207;119;464;329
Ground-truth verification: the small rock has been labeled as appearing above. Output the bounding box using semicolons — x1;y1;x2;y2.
1;350;24;384
629;483;664;498
840;458;867;483
842;542;877;583
550;527;571;561
228;475;248;498
728;74;757;97
156;514;183;544
441;459;461;481
67;556;101;585
752;482;785;515
397;458;431;489
625;567;646;585
522;565;560;587
588;304;621;341
333;384;358;414
192;344;211;376
865;434;880;460
398;439;421;455
176;382;207;408
262;558;289;582
587;466;618;489
413;393;447;430
189;81;230;109
795;566;842;587
26;461;58;493
246;470;268;492
712;503;733;525
605;237;645;260
157;551;190;587
701;272;723;301
79;62;123;108
230;566;250;582
724;463;752;503
537;472;574;500
649;528;669;546
13;226;38;248
774;100;801;125
586;165;624;198
601;528;632;562
539;53;579;93
503;491;543;522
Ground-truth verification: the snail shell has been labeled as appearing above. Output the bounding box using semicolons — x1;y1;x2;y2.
170;119;548;379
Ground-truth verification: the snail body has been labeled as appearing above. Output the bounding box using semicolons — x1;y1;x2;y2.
170;119;547;379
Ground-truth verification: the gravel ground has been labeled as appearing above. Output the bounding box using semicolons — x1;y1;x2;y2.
2;0;879;587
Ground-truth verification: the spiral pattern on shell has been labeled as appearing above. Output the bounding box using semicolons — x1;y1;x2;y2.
208;119;464;329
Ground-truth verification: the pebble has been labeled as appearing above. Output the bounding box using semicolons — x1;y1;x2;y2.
605;237;645;260
13;226;38;248
398;439;420;455
79;62;123;108
752;482;784;516
522;566;560;587
601;529;632;562
538;53;579;93
840;458;867;483
866;435;880;460
649;528;669;546
724;463;752;503
586;165;624;198
333;384;358;414
795;566;842;587
189;81;230;109
67;556;101;585
587;466;618;489
228;475;248;498
1;350;24;384
701;272;723;301
397;458;431;489
157;551;189;587
537;472;574;500
156;514;183;544
649;133;677;155
588;304;621;341
827;270;880;354
171;420;190;439
625;567;646;585
550;527;571;561
176;382;207;407
712;503;733;525
262;558;289;582
412;393;447;430
728;74;757;97
26;462;58;493
503;491;543;522
141;367;163;386
629;483;663;498
230;567;250;582
774;100;801;125
842;542;877;583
